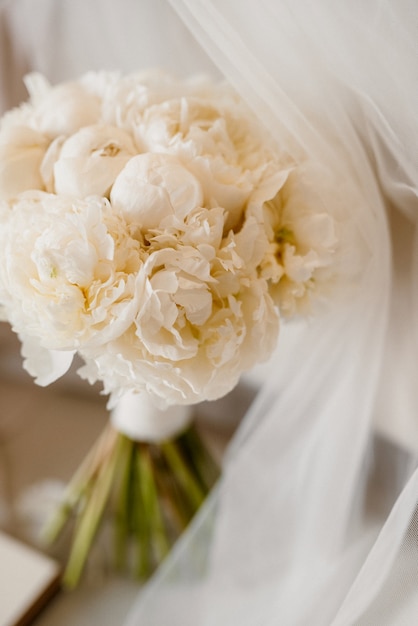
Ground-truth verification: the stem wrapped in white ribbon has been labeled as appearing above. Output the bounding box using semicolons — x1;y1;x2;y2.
110;392;193;443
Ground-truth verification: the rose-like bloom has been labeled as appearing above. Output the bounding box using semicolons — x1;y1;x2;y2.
0;126;49;199
134;95;285;233
23;73;101;138
0;191;142;358
82;69;223;130
110;152;203;230
80;280;278;408
255;164;340;315
0;73;105;200
79;70;180;127
78;207;279;407
50;124;138;197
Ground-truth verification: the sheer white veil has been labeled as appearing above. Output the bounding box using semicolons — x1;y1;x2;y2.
124;1;418;625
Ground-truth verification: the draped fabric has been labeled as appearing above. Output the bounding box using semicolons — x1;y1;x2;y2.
123;2;418;624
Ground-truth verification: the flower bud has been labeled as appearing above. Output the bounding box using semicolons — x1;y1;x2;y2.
110;153;203;230
53;124;137;197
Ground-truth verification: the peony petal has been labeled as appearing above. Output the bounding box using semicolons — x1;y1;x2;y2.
20;333;75;386
0;126;48;199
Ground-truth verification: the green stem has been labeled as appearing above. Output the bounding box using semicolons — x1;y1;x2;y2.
43;425;117;544
113;435;135;571
133;447;151;578
161;440;207;512
62;430;125;588
139;447;170;562
151;462;193;533
42;420;217;588
182;427;219;491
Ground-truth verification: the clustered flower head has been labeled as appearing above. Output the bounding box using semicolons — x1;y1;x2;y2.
0;70;345;407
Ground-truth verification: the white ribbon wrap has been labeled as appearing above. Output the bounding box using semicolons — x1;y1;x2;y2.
110;392;193;443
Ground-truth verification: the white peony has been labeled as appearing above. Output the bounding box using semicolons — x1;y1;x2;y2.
110;152;203;230
24;73;101;138
79;279;278;409
256;165;340;315
82;69;225;130
0;191;142;355
78;205;279;407
0;126;49;200
51;124;138;197
134;95;284;232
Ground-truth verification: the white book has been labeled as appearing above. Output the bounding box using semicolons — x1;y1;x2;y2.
0;532;60;626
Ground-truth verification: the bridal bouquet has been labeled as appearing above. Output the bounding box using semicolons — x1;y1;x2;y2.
0;70;349;586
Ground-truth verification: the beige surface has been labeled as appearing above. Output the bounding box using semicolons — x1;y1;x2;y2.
0;324;108;534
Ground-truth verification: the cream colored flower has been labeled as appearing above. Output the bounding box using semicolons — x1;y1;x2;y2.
78;205;279;408
24;73;101;138
51;124;138;197
0;126;48;199
0;192;142;355
135;95;282;232
110;152;203;230
258;164;339;315
85;69;222;129
79;275;278;408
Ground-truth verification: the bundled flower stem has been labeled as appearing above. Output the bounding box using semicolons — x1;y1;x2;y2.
43;421;218;588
